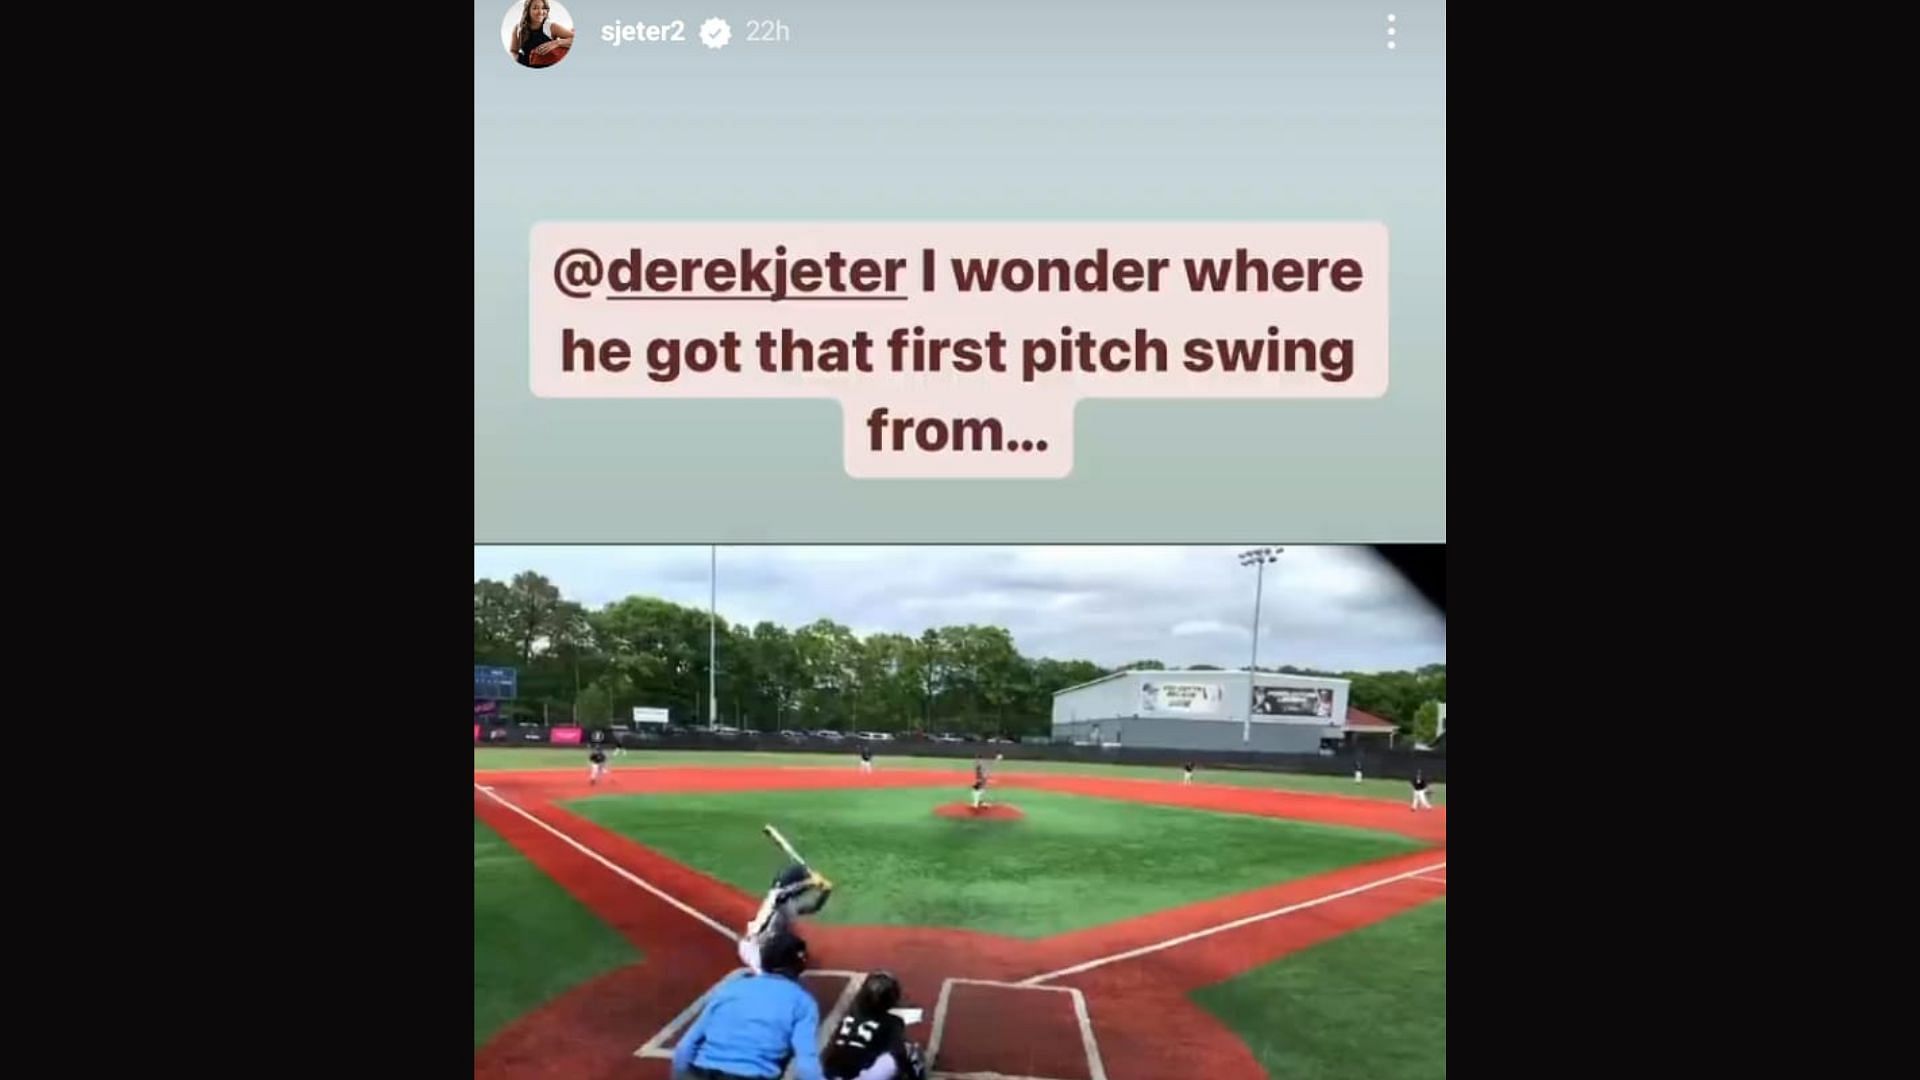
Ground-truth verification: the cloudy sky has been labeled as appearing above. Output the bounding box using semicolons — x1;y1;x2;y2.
473;546;1443;673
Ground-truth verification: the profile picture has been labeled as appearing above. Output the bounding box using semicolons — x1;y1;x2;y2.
501;0;575;69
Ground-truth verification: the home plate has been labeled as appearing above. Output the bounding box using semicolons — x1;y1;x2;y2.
926;980;1104;1080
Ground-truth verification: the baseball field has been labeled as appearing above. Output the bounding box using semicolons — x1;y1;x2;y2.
474;748;1447;1079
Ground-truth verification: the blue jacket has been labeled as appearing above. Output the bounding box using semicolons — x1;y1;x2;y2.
673;971;824;1080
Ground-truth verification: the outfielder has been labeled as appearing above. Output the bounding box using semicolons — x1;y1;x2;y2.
740;862;834;973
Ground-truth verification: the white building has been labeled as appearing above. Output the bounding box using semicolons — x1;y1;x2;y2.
1051;669;1354;754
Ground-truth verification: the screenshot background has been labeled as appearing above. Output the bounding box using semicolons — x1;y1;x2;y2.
474;1;1446;542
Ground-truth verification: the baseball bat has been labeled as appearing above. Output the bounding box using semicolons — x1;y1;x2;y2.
763;824;806;866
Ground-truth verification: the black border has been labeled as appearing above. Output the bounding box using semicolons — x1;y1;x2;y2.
245;0;1634;1069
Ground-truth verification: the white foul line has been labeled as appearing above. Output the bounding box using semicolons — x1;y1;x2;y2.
1019;860;1447;985
474;782;738;941
1412;874;1448;885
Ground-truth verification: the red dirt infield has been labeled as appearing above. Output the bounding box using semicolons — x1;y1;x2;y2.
473;763;1445;1080
933;801;1025;820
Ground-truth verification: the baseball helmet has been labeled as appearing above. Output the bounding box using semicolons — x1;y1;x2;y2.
759;930;809;976
857;971;902;1016
773;862;811;889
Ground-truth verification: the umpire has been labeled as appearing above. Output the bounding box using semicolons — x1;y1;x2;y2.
672;931;825;1080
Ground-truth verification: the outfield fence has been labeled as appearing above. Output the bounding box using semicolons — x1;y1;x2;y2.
474;724;1445;783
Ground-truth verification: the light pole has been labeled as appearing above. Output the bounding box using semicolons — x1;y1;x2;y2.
709;545;718;729
1238;547;1283;744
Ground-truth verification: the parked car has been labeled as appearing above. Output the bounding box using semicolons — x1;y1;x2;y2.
778;729;807;740
816;730;846;741
930;733;965;743
855;731;895;742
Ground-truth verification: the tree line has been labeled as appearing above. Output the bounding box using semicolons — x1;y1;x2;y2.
475;572;1446;740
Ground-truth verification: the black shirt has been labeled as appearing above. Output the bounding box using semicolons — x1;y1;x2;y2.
861;748;872;761
515;24;552;66
1412;776;1428;790
590;749;607;764
822;1010;910;1080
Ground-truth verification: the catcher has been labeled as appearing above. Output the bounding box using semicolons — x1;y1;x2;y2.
740;862;834;973
822;972;929;1080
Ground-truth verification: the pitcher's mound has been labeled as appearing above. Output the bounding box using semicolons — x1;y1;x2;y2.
934;802;1024;821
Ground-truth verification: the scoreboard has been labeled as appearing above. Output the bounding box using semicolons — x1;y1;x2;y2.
475;666;517;700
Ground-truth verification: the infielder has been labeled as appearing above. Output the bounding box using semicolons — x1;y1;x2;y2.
1183;761;1194;786
740;862;834;973
1410;770;1433;811
590;726;626;760
859;745;874;774
588;746;609;785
